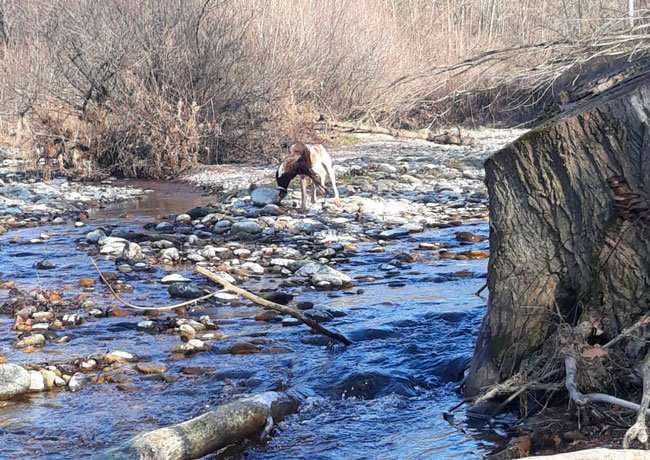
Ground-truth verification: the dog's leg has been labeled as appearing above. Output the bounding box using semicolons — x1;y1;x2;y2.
323;159;341;206
311;177;318;204
300;175;308;210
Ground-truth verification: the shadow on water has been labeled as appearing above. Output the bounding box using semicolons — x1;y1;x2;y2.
0;182;496;459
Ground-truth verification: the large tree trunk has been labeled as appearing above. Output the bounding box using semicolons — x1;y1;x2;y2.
465;74;650;396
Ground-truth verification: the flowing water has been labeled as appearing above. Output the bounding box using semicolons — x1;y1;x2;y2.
0;181;501;459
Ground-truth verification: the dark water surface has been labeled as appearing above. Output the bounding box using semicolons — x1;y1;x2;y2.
0;181;495;459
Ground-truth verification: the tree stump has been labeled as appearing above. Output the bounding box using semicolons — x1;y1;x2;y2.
465;74;650;396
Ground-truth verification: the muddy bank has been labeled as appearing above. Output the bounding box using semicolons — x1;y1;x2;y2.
0;129;522;459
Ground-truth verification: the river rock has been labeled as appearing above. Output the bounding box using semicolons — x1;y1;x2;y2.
226;341;261;354
16;334;45;348
260;204;282;216
241;262;264;275
230;219;263;236
168;283;204;299
155;222;174;232
251;187;281;206
100;237;129;256
35;260;55;270
136;362;167;374
161;274;190;284
161;247;180;262
0;364;31;399
85;229;106;244
295;262;352;288
123;242;144;261
105;350;136;364
40;369;57;389
175;214;192;224
68;372;87;392
213;220;232;233
295;219;327;234
29;370;45;392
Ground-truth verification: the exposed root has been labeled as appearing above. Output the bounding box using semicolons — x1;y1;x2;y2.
623;351;650;449
564;355;650;416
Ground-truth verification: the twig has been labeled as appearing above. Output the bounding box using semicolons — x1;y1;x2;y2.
604;314;650;349
90;256;220;311
195;265;352;346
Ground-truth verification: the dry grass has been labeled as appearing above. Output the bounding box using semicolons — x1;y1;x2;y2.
0;0;645;178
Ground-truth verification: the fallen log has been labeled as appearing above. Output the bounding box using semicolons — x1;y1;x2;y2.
102;391;299;460
525;448;650;459
195;266;352;346
329;121;475;145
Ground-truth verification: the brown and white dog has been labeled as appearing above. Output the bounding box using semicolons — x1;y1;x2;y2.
276;142;340;209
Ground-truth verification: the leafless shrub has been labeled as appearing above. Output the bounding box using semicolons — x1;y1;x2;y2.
0;0;646;178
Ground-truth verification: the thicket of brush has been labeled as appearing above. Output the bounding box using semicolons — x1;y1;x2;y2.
0;0;644;178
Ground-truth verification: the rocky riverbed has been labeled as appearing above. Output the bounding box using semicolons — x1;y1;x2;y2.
0;165;146;233
0;129;529;459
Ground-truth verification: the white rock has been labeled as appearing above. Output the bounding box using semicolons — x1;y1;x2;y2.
105;351;135;363
29;370;45;392
0;364;31;400
161;274;190;284
241;262;264;275
68;372;87;392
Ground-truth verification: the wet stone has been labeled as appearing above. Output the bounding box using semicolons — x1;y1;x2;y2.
226;341;261;354
136;362;167;375
168;283;204;299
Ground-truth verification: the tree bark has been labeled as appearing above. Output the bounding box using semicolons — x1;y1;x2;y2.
465;74;650;396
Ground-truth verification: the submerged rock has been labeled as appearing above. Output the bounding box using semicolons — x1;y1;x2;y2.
168;283;205;299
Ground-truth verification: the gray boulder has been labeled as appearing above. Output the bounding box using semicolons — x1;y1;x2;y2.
0;364;31;400
251;187;281;207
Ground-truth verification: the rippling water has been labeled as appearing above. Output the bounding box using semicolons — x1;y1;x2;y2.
0;182;496;459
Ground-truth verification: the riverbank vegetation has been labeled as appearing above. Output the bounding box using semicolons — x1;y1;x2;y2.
0;0;648;178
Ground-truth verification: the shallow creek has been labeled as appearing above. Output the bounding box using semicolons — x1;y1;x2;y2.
0;181;501;459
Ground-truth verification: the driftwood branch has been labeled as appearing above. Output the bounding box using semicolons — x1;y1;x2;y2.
90;256;220;311
195;266;352;346
103;391;299;460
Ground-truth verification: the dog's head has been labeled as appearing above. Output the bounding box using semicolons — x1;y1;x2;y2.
275;164;289;201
